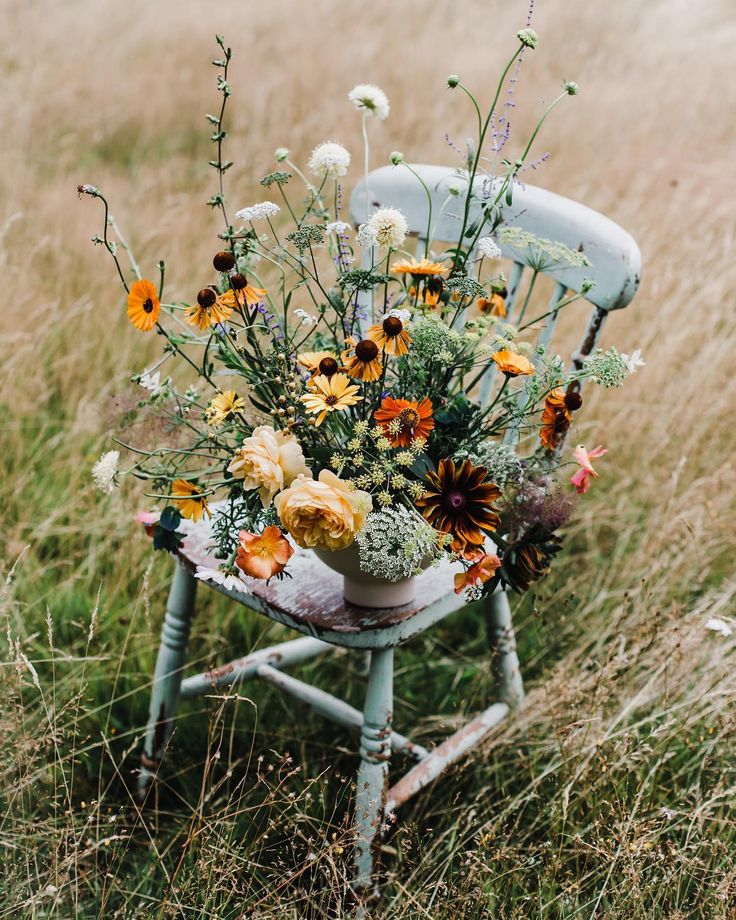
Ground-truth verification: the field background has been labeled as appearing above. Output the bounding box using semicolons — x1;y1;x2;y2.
1;0;735;916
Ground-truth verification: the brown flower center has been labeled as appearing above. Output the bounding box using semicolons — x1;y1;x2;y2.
355;339;379;362
564;391;583;411
197;288;217;308
213;250;236;272
398;407;420;430
444;490;466;511
230;273;248;290
325;395;339;406
318;356;339;377
143;298;154;313
382;316;403;336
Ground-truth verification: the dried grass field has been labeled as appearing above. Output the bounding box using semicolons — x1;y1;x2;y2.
1;0;735;916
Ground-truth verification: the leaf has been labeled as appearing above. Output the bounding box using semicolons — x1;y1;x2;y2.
159;506;182;532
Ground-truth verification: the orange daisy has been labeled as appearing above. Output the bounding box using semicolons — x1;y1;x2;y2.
492;349;535;377
127;279;160;331
540;388;572;450
374;395;435;447
171;479;211;522
342;337;383;382
392;257;449;277
366;315;411;356
185;288;236;331
236;525;294;580
476;292;507;318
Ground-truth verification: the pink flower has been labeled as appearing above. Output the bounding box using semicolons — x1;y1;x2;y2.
135;510;160;537
454;552;501;594
570;445;607;494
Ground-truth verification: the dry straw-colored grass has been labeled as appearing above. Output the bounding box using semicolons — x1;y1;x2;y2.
1;0;735;916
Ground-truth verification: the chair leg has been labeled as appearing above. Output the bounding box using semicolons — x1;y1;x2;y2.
352;647;394;905
138;561;197;802
484;590;524;710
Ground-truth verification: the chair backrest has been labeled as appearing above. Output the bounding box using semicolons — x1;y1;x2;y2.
348;164;641;437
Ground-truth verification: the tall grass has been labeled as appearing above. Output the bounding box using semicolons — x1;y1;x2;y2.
1;0;735;915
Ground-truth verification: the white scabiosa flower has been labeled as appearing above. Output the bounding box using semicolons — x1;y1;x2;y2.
325;220;352;235
348;84;390;120
368;207;408;249
308;141;351;178
194;565;250;594
235;201;280;222
92;450;119;494
356;222;378;248
477;236;502;260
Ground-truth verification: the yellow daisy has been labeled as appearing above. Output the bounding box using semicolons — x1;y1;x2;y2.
300;373;363;426
392;257;449;277
171;479;211;522
205;390;246;427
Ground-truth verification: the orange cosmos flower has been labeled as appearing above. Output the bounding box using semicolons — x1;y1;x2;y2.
392;257;449;277
185;288;236;331
454;552;501;594
171;479;211;522
342;337;383;382
476;292;507;317
492;349;535;377
374;395;435;447
366;315;411;356
236;525;294;579
540;388;572;450
127;279;160;331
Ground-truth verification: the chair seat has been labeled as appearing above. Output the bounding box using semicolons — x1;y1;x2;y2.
175;509;467;647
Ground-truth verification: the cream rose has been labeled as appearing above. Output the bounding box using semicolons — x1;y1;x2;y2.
228;426;309;507
274;470;372;551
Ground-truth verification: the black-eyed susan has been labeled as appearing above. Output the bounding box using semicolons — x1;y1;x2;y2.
392;257;449;277
342;337;383;382
230;273;266;308
374;395;435;447
540;388;572;450
366;314;411;356
415;458;500;555
300;373;362;426
491;349;535;377
185;288;235;331
171;479;211;522
127;279;160;331
205;390;246;427
296;350;338;372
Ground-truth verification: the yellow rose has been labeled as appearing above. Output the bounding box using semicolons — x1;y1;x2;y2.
274;470;372;551
228;425;309;507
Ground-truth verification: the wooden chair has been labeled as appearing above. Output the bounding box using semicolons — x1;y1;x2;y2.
138;164;641;905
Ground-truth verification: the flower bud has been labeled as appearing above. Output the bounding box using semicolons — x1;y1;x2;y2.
563;80;579;96
447;74;460;88
389;151;405;165
274;147;289;162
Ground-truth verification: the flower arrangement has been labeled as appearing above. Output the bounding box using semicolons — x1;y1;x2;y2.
82;30;642;603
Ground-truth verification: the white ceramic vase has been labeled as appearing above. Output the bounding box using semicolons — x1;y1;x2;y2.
313;542;417;608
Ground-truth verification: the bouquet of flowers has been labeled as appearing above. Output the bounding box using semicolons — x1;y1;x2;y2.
84;30;641;603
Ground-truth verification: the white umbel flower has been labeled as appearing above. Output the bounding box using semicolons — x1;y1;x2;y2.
308;141;351;178
348;84;390;120
235;201;280;222
92;450;119;494
356;223;378;248
325;220;352;235
477;236;502;260
368;207;408;249
195;565;250;594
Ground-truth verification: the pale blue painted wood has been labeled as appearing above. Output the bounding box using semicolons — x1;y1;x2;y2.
139;561;197;799
353;648;394;901
350;164;641;311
